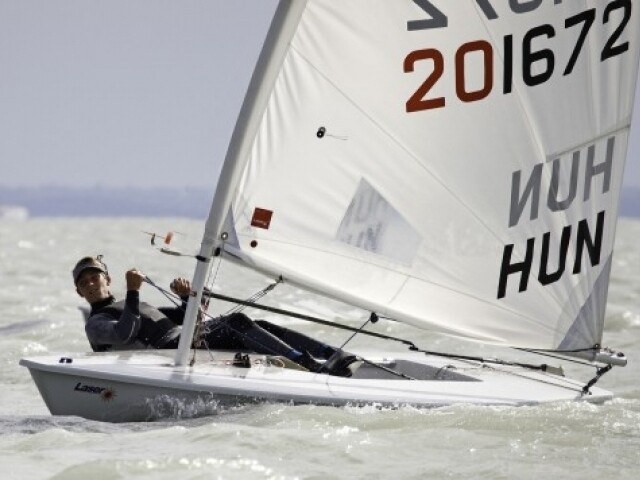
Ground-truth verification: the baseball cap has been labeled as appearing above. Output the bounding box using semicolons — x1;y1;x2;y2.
72;256;108;285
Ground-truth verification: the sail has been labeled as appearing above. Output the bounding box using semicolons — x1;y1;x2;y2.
206;0;640;351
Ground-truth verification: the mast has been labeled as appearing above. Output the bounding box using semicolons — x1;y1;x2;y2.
174;1;309;366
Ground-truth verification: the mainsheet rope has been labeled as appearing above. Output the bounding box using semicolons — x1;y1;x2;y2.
143;273;612;390
142;275;285;357
144;274;544;373
142;274;413;378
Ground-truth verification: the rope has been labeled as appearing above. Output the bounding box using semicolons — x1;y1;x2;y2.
203;291;418;348
337;313;378;351
204;291;582;381
143;274;308;362
516;348;599;367
142;275;183;308
408;346;555;372
582;364;613;395
142;275;414;378
202;291;561;373
222;278;283;316
143;276;612;383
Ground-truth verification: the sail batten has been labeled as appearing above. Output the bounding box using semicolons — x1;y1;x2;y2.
547;125;632;161
207;0;639;351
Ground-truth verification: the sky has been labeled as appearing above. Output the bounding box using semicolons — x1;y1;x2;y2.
1;0;639;189
0;0;279;189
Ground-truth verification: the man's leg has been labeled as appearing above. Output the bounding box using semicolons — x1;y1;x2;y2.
255;320;336;359
255;319;357;377
206;313;323;372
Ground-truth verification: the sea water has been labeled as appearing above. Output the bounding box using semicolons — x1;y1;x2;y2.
0;217;639;479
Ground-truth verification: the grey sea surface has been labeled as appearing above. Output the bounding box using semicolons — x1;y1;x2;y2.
1;218;639;479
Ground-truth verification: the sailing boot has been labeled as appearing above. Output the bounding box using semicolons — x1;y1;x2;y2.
293;350;324;373
322;350;359;377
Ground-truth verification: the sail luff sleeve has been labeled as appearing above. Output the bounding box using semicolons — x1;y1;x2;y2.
202;0;309;250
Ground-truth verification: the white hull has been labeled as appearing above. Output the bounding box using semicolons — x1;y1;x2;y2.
20;349;611;422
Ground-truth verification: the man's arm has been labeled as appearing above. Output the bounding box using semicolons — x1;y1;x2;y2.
159;277;191;325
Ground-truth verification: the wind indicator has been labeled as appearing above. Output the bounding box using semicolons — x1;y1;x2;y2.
143;231;189;257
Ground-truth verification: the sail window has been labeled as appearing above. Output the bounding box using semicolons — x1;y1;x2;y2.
336;179;421;264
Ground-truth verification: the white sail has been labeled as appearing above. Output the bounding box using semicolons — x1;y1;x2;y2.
205;0;640;351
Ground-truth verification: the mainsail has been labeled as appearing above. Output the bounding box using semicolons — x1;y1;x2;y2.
197;0;640;353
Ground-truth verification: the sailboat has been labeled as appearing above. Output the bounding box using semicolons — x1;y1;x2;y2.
21;0;640;422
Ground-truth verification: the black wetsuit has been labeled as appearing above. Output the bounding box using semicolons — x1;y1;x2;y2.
85;291;337;361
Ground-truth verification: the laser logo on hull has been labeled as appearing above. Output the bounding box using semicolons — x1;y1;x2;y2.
73;382;117;402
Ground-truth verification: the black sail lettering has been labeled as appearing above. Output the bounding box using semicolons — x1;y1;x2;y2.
497;238;535;299
573;211;605;274
538;225;571;285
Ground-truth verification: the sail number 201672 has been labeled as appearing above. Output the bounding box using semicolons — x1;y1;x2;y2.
404;0;631;113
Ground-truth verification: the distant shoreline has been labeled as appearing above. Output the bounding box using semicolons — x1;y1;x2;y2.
1;185;639;218
0;186;211;219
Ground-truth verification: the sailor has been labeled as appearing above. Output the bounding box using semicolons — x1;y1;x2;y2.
73;256;356;376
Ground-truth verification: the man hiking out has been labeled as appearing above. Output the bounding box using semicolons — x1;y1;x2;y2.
73;256;356;376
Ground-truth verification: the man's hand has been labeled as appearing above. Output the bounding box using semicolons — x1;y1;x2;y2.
125;268;145;291
170;277;191;297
